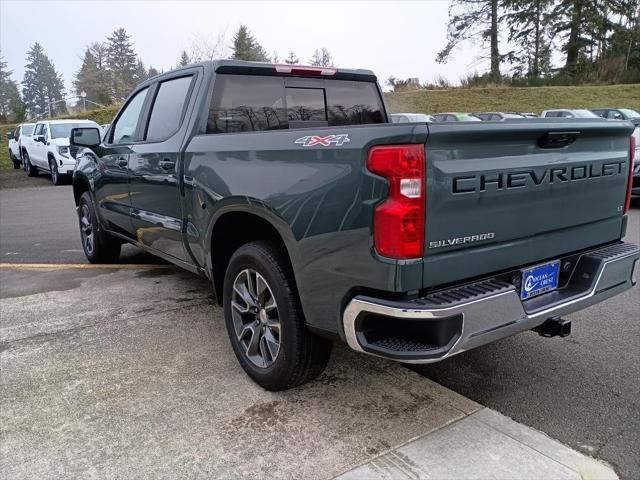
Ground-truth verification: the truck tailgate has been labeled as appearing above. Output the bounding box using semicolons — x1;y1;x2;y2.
423;119;634;288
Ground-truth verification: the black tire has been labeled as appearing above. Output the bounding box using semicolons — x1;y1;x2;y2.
78;191;121;263
223;241;332;391
49;157;63;185
24;152;37;177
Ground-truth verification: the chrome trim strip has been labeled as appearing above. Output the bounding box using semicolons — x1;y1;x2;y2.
342;247;638;364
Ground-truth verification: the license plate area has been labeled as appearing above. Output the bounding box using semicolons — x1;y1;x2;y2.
520;260;561;300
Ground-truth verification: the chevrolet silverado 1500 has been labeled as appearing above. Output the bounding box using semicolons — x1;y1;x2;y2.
70;60;639;390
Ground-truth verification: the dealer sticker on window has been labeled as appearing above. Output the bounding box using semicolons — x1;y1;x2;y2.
520;260;560;300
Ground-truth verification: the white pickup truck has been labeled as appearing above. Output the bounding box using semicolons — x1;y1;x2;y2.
7;123;36;169
22;119;101;185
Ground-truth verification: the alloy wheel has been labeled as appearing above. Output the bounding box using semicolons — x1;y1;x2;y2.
80;203;94;255
231;268;281;368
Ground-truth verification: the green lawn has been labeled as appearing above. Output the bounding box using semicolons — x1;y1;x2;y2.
384;83;640;115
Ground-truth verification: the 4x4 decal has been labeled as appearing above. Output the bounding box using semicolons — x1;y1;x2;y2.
295;134;351;147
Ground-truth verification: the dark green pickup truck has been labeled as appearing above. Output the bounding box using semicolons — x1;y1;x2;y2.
70;60;639;390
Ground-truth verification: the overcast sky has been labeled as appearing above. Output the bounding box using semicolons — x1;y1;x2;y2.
1;0;481;95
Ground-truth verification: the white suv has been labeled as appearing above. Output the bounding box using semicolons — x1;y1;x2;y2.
7;123;36;169
23;119;101;185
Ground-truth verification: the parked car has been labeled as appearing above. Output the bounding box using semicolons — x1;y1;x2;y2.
391;113;436;123
22;119;101;185
70;60;638;391
519;112;538;118
591;108;640;126
6;123;35;169
541;109;600;118
474;112;526;121
433;112;482;122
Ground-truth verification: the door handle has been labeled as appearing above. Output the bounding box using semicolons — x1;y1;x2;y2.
159;159;176;171
117;157;128;168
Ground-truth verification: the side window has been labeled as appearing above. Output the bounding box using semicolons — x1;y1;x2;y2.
34;124;44;136
325;80;384;126
14;126;20;139
111;87;149;144
145;76;193;142
43;124;50;139
207;75;287;133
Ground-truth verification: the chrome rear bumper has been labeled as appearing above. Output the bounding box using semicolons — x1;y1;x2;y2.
342;242;639;363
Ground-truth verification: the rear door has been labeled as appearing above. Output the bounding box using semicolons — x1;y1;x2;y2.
422;119;634;287
128;69;200;261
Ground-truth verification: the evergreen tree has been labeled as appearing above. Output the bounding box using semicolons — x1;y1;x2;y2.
148;66;159;78
231;25;269;62
178;50;191;67
310;48;334;67
89;42;112;104
284;51;299;64
436;0;502;81
502;0;554;77
22;42;65;117
0;51;24;122
551;0;602;75
133;58;148;83
106;28;138;100
74;49;100;103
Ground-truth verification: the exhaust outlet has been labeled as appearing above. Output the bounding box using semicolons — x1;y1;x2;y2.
533;317;571;338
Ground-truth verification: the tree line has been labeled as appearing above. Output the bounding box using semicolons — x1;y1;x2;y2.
436;0;640;87
0;24;334;123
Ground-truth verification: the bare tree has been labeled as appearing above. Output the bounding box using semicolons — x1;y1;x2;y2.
189;32;227;62
310;48;334;67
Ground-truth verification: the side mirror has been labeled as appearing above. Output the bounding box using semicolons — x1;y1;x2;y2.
70;127;101;149
7;132;15;140
34;135;45;143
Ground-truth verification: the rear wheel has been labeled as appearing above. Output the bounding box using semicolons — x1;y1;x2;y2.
10;151;20;169
78;192;121;263
24;152;37;177
223;241;332;391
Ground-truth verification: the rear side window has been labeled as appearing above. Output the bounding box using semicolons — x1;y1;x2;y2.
207;75;384;134
207;76;287;134
325;81;384;126
146;76;193;142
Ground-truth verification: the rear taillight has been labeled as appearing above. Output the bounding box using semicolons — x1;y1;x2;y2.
625;135;636;213
367;144;425;259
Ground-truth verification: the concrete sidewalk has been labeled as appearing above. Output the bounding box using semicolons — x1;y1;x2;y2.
0;266;620;479
337;408;617;480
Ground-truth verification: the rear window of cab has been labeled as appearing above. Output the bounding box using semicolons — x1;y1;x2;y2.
207;74;385;134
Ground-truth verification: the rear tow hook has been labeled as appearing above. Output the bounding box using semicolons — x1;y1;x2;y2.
533;317;572;338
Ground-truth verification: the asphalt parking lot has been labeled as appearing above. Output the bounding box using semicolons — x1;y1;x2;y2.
1;170;639;478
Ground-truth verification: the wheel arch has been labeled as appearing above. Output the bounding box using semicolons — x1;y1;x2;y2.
208;208;301;307
72;174;91;206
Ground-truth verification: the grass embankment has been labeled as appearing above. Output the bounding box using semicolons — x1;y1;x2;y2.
384;83;640;114
0;105;119;170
